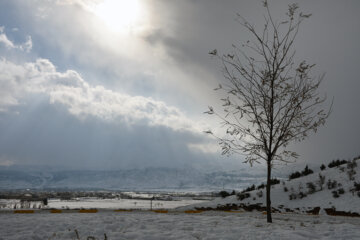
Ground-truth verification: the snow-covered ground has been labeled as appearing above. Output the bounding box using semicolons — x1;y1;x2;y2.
47;198;207;210
0;198;208;210
181;160;360;214
0;211;359;239
1;160;359;239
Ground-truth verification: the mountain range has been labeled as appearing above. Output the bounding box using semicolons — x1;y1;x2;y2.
0;166;268;191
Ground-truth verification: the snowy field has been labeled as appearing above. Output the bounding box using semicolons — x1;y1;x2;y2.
47;198;207;210
0;198;208;210
1;211;360;239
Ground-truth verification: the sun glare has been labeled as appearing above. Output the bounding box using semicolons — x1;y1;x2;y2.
94;0;142;33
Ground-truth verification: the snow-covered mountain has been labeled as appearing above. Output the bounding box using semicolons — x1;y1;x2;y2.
0;167;267;191
181;158;360;215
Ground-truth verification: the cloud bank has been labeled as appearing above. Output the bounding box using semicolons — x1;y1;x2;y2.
0;56;203;134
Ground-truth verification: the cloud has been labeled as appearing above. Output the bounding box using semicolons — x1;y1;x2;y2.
0;26;32;52
0;57;205;134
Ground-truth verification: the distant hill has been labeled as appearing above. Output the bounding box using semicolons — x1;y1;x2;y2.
181;157;360;216
0;167;267;192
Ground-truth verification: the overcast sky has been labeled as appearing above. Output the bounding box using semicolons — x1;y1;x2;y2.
0;0;359;172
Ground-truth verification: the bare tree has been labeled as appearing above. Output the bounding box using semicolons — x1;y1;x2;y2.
205;0;332;223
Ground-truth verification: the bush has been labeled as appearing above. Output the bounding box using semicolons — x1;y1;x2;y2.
289;171;301;180
358;192;360;198
332;190;339;198
338;188;345;195
350;182;360;196
320;164;326;171
219;191;230;198
354;182;360;191
298;191;307;199
284;187;288;192
256;190;263;198
347;169;356;181
328;159;348;168
256;183;265;190
289;193;297;200
301;165;314;176
327;179;337;190
237;192;250;201
347;160;357;180
347;160;357;169
306;182;316;194
269;178;280;185
289;165;314;180
243;184;256;193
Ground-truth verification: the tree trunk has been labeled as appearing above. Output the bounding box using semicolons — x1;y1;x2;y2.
266;158;272;223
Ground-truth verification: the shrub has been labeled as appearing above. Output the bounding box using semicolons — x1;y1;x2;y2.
320;164;326;171
328;159;347;168
289;171;301;180
289;193;297;200
289;165;314;180
301;165;314;176
230;190;236;196
257;190;263;198
338;188;345;195
256;183;265;190
298;192;307;199
237;192;250;201
347;160;357;169
347;160;357;180
327;179;337;190
347;169;356;181
354;182;360;191
306;182;316;194
270;178;280;185
332;191;339;198
358;192;360;198
284;187;288;192
219;191;230;198
243;184;256;193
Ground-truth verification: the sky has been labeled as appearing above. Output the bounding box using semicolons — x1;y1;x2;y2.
0;0;359;173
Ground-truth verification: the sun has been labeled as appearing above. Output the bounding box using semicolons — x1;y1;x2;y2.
94;0;142;33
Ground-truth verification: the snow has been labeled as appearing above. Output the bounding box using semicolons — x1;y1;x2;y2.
181;161;360;214
47;198;207;210
1;161;359;239
0;198;207;211
0;210;359;239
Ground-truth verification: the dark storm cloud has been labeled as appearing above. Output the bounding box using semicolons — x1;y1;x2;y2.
143;0;360;168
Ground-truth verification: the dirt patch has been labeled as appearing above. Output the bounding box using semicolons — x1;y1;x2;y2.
284;208;294;213
195;203;280;213
306;207;321;215
324;208;360;217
